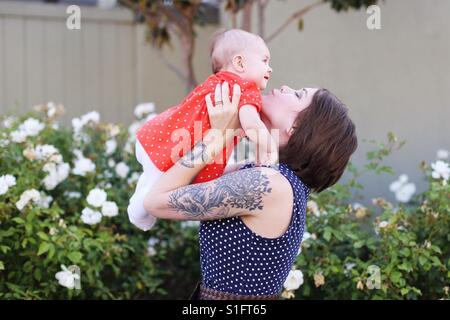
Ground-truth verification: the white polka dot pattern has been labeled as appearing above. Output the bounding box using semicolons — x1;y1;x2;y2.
199;163;310;296
136;71;263;184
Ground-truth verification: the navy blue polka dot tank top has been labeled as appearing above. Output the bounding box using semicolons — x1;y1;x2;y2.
199;163;310;296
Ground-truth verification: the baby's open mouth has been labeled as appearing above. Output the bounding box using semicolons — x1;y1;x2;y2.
264;76;269;80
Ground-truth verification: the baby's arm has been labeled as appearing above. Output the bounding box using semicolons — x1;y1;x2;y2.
239;105;278;164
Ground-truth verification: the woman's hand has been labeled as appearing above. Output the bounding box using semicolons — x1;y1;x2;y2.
205;82;241;135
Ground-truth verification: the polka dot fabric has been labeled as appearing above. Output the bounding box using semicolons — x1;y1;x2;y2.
136;71;262;184
199;163;310;296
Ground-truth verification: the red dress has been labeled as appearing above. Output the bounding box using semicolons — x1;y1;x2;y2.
136;71;262;184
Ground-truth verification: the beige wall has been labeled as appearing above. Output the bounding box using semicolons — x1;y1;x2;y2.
1;0;449;200
0;1;215;124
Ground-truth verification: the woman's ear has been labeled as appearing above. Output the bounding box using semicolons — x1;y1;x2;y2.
286;127;295;137
231;55;245;72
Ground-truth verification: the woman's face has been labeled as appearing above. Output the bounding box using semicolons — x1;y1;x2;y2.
262;86;319;147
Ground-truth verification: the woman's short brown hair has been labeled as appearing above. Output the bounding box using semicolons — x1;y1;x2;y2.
278;88;358;193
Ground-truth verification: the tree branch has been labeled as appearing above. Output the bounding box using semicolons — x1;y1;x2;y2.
265;0;324;43
256;0;269;38
240;0;254;32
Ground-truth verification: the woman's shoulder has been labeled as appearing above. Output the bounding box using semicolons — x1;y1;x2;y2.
238;166;294;238
238;165;294;203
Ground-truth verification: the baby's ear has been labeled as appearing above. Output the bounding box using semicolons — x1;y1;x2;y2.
231;55;245;72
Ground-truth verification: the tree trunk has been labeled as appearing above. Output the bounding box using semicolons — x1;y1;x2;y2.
241;0;254;32
180;32;197;93
257;0;268;38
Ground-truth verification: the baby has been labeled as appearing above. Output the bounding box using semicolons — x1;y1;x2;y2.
128;29;277;231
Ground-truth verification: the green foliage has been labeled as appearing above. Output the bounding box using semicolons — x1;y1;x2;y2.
1;105;448;300
0;105;199;299
287;134;449;300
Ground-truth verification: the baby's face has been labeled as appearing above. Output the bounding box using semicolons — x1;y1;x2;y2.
242;40;272;90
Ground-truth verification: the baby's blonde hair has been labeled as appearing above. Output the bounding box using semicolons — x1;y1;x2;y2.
210;29;264;73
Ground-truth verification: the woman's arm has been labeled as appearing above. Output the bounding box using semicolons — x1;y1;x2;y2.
143;82;240;219
143;82;285;221
144;166;280;221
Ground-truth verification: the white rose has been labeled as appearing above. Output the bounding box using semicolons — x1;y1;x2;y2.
127;172;140;185
10;130;27;143
128;122;142;140
72;157;96;176
124;141;134;154
37;194;53;209
134;103;155;119
147;246;157;257
283;269;304;291
345;263;356;270
72;117;84;132
101;201;118;217
15;189;41;210
431;160;450;181
86;188;107;207
20;118;45;137
0;139;10;147
108;159;116;168
81;111;100;125
378;221;389;228
1;174;16;187
395;182;416;203
115;162;130;178
0;184;8;196
65;191;81;199
2;116;16;128
437;149;449;160
302;232;312;242
55;265;80;289
105;139;117;155
307;200;320;216
81;207;102;225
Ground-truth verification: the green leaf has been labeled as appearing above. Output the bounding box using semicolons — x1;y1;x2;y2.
37;243;50;256
400;288;409;296
399;263;413;272
399;248;410;257
387;132;397;143
48;243;56;259
12;217;25;224
0;245;10;254
33;269;42;281
390;271;402;284
25;224;33;234
37;232;49;241
430;256;442;267
323;229;332;242
68;251;83;264
354;241;365;249
419;256;427;266
298;19;304;31
0;261;4;270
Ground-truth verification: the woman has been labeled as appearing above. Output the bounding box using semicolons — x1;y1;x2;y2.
143;82;357;300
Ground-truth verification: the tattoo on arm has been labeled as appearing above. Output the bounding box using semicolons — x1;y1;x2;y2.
180;141;209;168
167;169;272;219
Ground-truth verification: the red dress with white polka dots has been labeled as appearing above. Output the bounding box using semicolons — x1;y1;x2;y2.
136;71;262;184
